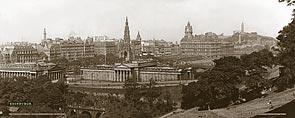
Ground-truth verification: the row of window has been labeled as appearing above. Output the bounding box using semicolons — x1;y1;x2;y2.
15;51;37;55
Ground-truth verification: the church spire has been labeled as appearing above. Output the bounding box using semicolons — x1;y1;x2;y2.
136;31;141;41
125;16;128;25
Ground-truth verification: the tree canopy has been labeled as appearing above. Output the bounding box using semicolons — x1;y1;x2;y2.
279;0;295;6
181;49;275;110
275;7;295;91
0;76;68;118
103;78;175;118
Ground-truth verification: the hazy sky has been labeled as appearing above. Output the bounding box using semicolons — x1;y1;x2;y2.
0;0;293;43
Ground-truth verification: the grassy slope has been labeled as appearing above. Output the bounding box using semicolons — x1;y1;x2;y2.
212;88;295;118
167;66;294;118
167;88;295;118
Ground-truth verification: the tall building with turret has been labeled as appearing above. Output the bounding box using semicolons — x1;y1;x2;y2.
180;21;232;59
132;31;142;59
185;22;193;38
41;28;47;46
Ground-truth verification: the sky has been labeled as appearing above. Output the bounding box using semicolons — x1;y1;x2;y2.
0;0;293;43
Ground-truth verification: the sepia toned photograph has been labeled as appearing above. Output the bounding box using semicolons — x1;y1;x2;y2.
0;0;295;118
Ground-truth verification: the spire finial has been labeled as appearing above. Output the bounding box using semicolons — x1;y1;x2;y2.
136;30;141;41
125;16;128;25
187;21;190;26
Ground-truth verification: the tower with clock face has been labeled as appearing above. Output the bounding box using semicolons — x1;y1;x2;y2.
185;21;193;38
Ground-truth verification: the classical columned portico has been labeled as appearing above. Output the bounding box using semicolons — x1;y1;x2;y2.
113;69;132;82
0;71;34;79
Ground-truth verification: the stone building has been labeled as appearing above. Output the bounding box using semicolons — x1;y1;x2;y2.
94;41;116;56
81;62;191;82
0;63;65;81
180;22;234;59
142;40;155;56
131;31;142;59
81;65;115;81
171;43;180;56
220;41;235;57
141;39;173;56
49;38;94;62
138;67;181;82
0;44;14;63
0;44;39;63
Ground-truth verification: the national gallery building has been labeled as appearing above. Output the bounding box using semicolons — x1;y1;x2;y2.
81;62;194;82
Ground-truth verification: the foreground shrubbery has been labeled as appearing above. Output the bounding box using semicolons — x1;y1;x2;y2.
0;76;68;118
102;79;176;118
181;0;295;110
181;49;276;110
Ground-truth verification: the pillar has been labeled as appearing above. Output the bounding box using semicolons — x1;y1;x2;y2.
119;70;122;82
58;72;60;80
127;71;129;82
115;70;117;82
117;71;119;82
122;70;125;82
113;71;115;82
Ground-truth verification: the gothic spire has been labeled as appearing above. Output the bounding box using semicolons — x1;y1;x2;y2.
136;31;141;41
123;16;131;49
125;16;128;25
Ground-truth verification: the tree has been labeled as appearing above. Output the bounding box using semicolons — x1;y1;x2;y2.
279;0;295;6
241;49;276;68
181;49;276;110
51;57;69;68
181;70;239;110
275;8;295;90
0;76;68;116
123;77;141;102
213;56;245;84
103;77;175;118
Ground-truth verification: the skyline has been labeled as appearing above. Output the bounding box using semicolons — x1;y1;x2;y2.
0;0;293;43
